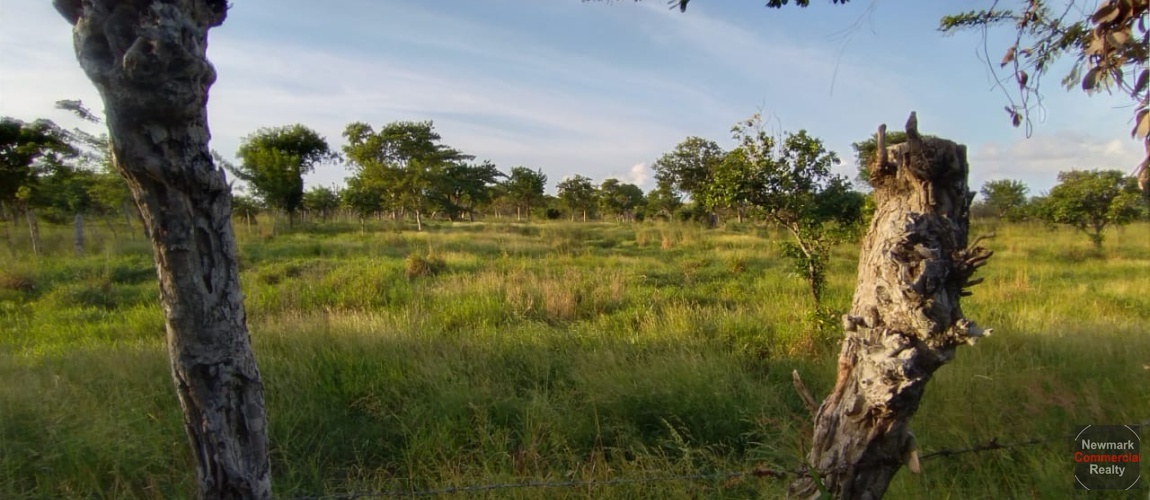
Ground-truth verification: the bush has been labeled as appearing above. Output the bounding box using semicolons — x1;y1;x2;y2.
0;271;36;294
404;252;446;279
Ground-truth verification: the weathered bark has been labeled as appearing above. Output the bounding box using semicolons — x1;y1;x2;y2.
788;113;992;499
54;2;271;498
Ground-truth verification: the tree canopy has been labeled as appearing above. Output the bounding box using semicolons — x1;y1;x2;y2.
343;120;473;230
1037;169;1142;247
229;124;336;220
556;174;597;221
979;179;1030;221
599;178;645;221
652;136;724;203
504;167;548;221
718;113;860;306
0;117;76;212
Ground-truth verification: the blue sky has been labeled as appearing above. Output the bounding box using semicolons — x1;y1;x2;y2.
1;0;1142;196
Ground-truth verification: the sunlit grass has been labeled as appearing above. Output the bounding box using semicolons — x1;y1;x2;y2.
1;217;1147;498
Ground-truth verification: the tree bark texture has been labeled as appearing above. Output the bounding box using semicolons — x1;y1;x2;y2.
54;2;271;498
788;113;993;499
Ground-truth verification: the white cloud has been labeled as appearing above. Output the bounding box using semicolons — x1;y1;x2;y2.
625;162;650;188
969;131;1144;194
201;36;702;189
6;0;1137;201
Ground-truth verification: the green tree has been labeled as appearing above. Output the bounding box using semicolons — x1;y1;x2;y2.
230;193;261;233
229;124;336;225
651;136;724;202
642;180;682;220
556;174;597;221
439;160;504;221
343;121;469;231
979;179;1030;221
704;147;763;223
29;159;97;223
302;186;340;221
1038;169;1142;248
55;99;138;234
729;113;856;307
0;117;75;216
341;175;386;231
0;117;77;254
504;166;547;221
850;130;907;187
812;175;867;235
598;178;645;222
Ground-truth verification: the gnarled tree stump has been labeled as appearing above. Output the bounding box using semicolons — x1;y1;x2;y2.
788;113;992;499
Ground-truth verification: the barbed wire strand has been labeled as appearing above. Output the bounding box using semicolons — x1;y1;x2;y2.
292;420;1149;499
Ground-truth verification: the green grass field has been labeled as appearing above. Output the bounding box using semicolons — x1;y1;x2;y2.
1;218;1147;498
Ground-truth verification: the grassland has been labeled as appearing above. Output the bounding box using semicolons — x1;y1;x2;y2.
1;217;1147;499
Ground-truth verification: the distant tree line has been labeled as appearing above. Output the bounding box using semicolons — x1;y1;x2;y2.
968;173;1144;248
3;106;1145;254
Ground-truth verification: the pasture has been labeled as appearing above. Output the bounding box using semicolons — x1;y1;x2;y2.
1;218;1147;498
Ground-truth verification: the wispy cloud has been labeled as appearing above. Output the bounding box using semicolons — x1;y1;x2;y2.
3;0;1140;197
970;131;1143;194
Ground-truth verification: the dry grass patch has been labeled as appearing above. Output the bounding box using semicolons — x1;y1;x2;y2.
0;270;35;293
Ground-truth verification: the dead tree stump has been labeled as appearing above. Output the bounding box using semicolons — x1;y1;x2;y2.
788;113;993;499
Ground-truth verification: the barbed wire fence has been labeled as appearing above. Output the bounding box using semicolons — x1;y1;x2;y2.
290;418;1148;499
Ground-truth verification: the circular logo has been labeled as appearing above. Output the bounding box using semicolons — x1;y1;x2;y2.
1072;425;1141;491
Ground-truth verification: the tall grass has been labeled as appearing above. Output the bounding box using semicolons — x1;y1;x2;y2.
1;218;1147;498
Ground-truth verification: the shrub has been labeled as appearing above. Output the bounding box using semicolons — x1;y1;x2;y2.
0;271;36;293
404;252;446;279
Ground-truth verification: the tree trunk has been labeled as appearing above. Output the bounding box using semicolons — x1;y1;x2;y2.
103;213;121;241
74;213;84;256
55;2;271;498
24;206;42;257
789;114;992;499
122;200;136;236
2;205;12;247
415;210;423;231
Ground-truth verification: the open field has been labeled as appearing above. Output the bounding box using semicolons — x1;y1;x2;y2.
1;218;1148;498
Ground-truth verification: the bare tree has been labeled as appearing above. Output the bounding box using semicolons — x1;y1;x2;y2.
53;1;271;498
788;113;993;499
